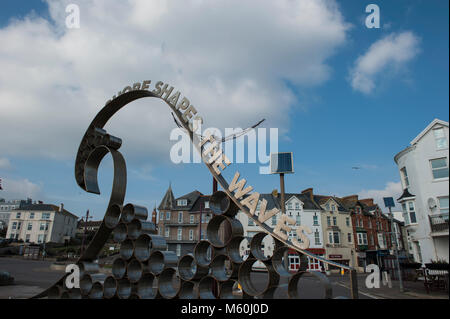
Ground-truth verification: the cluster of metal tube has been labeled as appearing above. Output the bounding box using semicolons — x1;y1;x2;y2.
48;193;334;299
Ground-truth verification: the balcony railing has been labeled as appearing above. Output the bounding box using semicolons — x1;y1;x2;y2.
429;213;449;233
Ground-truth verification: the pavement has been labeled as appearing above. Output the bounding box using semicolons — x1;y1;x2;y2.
0;256;448;299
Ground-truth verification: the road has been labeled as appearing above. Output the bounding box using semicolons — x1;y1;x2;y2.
0;257;373;299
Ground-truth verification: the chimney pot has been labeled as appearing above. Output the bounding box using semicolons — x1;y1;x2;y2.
59;203;64;212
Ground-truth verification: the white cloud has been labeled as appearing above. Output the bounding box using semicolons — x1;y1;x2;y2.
358;181;402;211
0;177;44;200
0;0;349;165
349;31;420;94
0;157;12;170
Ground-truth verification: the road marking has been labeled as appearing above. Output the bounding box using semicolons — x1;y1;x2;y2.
334;282;380;299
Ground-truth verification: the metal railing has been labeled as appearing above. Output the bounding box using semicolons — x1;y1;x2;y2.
429;213;449;233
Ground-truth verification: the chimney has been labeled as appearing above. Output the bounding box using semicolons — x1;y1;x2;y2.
301;188;314;200
152;208;157;224
59;203;64;212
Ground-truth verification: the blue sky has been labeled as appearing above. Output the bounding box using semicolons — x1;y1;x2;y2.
0;0;448;220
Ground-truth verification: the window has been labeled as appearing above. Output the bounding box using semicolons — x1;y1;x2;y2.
204;201;210;209
271;215;277;226
37;234;44;243
328;231;340;244
17;222;21;230
287;203;292;210
177;228;182;240
178;212;183;223
12;222;17;230
430;158;449;179
313;215;319;226
402;203;410;224
331;204;336;212
164;227;170;238
346;217;350;227
176;244;181;257
438;197;449;214
42;213;50;219
347;233;352;243
408;202;417;223
296;215;301;226
177;199;188;206
332;217;337;226
166;212;171;220
327;216;331;226
357;232;367;245
248;217;254;226
314;229;320;245
295;203;300;210
189;230;194;241
25;234;30;243
29;212;35;219
16;212;21;218
190;215;195;224
27;223;32;231
434;128;448;150
400;167;409;188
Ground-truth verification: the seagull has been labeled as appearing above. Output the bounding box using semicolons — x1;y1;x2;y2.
352;167;361;170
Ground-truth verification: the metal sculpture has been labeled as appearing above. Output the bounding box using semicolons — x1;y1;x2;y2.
34;80;358;299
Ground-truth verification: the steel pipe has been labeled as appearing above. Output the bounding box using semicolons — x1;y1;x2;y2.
89;282;104;299
226;236;249;264
103;276;117;299
209;191;239;217
104;204;122;229
77;261;100;278
136;272;158;299
117;278;132;299
179;281;199;299
238;258;280;297
127;258;143;283
148;250;178;275
127;219;157;240
178;254;209;281
80;273;107;296
272;247;308;277
210;254;238;282
194;241;213;267
112;257;127;279
158;267;180;299
198;276;217;299
207;215;243;248
250;232;282;262
68;289;82;299
134;234;167;262
119;238;134;260
288;271;332;299
113;222;128;243
219;280;242;299
121;203;148;223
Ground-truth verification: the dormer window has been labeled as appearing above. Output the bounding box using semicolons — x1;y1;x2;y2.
177;199;188;207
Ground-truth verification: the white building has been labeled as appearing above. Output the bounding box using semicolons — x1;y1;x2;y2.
394;118;449;264
0;198;32;230
236;191;325;271
6;203;79;244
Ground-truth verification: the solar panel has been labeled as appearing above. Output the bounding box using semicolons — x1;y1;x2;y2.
383;197;395;208
270;152;294;174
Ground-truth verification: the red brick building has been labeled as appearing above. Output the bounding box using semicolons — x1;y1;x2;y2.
340;195;394;272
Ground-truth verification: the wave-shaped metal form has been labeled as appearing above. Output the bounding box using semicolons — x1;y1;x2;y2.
34;84;358;299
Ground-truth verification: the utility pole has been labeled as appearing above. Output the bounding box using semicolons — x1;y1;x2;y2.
80;209;91;256
388;206;404;292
